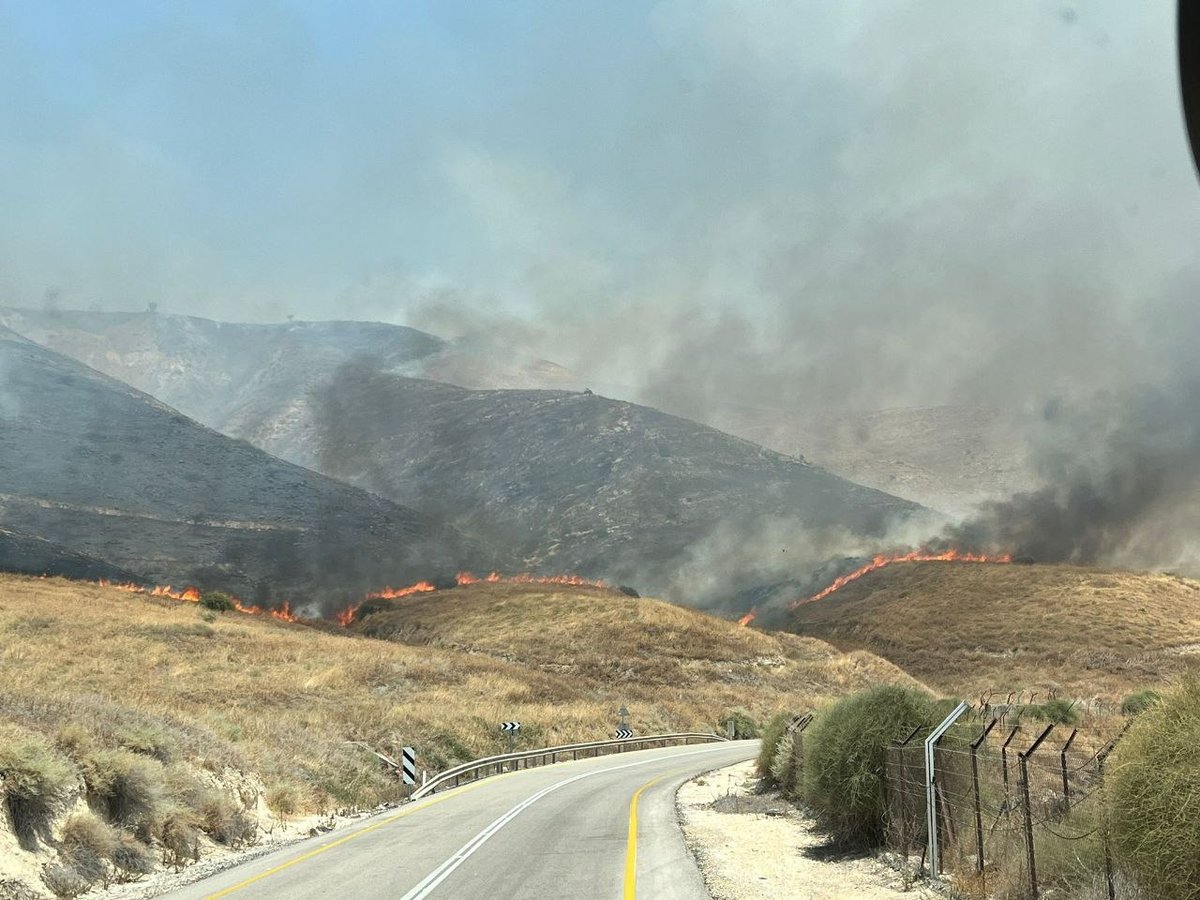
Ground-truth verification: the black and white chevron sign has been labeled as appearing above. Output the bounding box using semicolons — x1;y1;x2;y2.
614;728;634;740
500;721;521;733
401;746;416;786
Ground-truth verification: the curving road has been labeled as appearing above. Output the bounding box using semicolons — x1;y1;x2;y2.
164;740;758;900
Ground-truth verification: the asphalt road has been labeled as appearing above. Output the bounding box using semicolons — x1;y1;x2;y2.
163;740;757;900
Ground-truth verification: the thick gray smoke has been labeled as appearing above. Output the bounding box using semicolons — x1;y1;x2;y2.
938;284;1200;573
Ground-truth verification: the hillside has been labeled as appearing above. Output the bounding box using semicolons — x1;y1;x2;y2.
0;307;580;457
788;561;1200;700
0;308;1019;519
308;371;923;596
0;326;477;609
0;573;915;896
708;403;1034;515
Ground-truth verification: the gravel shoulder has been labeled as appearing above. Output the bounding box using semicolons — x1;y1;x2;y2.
677;760;931;900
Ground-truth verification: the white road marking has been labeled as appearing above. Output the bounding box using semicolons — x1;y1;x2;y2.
398;744;738;900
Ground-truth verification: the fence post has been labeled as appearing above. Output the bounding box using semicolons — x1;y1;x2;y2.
892;726;922;860
1001;725;1021;803
926;700;971;879
971;718;999;883
1018;724;1056;900
1059;728;1078;812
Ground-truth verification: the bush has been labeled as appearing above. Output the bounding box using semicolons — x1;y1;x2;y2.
156;804;201;870
60;813;118;887
756;712;795;780
109;832;155;880
717;707;760;740
265;783;299;821
41;863;89;900
1025;698;1081;725
200;591;236;612
802;684;938;848
1108;675;1200;900
1120;690;1161;716
0;730;76;850
199;793;256;848
83;750;166;834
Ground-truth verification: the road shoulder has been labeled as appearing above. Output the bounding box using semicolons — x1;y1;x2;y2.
677;760;927;900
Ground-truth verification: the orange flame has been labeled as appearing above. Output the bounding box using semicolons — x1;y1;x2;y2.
793;548;1014;608
270;601;299;623
366;581;437;600
334;602;362;628
737;609;757;627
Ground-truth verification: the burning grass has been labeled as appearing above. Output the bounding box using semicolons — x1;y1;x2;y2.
0;572;918;894
789;561;1200;700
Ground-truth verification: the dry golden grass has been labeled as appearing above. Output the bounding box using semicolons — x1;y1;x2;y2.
0;575;915;818
789;561;1200;701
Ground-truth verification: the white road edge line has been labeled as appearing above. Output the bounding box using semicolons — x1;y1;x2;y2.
398;743;740;900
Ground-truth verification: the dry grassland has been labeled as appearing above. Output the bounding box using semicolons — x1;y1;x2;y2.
1;575;913;817
789;562;1200;700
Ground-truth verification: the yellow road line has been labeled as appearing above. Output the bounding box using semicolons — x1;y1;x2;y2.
622;771;673;899
204;773;515;899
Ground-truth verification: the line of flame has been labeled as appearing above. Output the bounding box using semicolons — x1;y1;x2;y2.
791;548;1014;608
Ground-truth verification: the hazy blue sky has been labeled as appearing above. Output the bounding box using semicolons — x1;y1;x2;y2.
3;1;1199;413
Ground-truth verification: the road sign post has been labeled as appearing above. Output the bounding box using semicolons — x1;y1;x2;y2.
401;746;416;799
500;721;521;755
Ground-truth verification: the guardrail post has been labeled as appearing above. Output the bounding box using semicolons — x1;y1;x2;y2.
1019;724;1055;899
926;701;970;878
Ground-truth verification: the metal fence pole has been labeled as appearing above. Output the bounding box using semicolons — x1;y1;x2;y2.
926;700;971;879
1059;728;1078;812
1001;725;1021;803
1018;724;1055;900
971;718;999;883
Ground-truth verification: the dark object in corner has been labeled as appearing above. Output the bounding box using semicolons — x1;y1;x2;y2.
1181;0;1200;176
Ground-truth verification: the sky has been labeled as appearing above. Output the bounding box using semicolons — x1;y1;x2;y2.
2;1;1199;417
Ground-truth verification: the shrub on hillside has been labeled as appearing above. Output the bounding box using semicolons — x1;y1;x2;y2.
81;749;166;836
1026;698;1080;725
717;707;759;740
1120;690;1161;716
802;684;938;848
200;591;235;612
0;728;76;850
1108;675;1200;900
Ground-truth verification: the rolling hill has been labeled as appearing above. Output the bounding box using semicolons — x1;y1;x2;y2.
0;326;479;608
787;560;1200;700
307;369;924;595
0;573;916;897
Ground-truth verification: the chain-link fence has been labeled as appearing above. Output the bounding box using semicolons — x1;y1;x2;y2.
878;711;1136;899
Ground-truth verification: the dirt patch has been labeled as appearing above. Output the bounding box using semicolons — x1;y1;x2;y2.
678;760;931;900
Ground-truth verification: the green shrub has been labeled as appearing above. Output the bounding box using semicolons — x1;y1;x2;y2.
769;733;799;797
802;684;938;848
1120;690;1161;716
116;722;178;763
756;712;795;780
1108;675;1200;900
0;730;76;850
1026;698;1081;725
717;707;759;740
200;591;235;612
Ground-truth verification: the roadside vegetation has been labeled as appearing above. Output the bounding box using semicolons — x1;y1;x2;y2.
758;674;1200;899
0;573;915;897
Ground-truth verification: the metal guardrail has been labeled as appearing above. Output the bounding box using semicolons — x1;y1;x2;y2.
410;732;727;800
